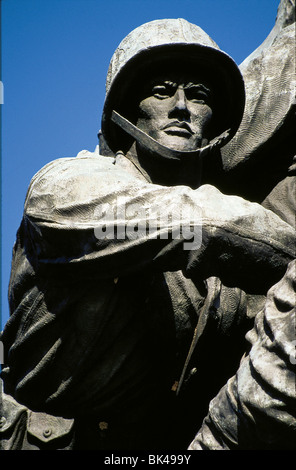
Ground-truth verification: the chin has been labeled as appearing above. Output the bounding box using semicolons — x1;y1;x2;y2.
161;137;200;152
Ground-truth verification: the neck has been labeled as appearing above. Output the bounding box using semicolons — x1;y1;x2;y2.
126;142;202;188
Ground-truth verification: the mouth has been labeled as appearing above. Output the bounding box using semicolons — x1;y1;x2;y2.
162;121;193;137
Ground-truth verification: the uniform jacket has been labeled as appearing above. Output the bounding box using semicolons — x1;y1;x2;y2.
1;148;295;449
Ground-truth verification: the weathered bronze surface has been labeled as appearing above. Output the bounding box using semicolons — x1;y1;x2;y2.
1;0;295;451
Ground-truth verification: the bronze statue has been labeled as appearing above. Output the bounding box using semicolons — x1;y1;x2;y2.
1;7;295;451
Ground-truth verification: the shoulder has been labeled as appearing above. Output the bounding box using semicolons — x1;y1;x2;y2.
23;149;142;214
27;149;115;190
25;150;125;204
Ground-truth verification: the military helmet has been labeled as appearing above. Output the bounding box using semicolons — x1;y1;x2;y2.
101;18;245;154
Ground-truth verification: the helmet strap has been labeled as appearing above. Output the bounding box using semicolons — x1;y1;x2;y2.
111;110;231;162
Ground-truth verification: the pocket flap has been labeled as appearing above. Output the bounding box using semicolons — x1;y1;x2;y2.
27;411;74;443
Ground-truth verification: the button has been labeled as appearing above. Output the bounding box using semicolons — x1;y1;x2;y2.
0;417;6;428
99;421;108;431
43;428;52;438
171;381;179;392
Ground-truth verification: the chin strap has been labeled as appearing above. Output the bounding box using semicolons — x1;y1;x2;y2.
111;110;231;161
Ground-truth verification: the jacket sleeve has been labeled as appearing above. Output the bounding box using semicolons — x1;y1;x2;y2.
23;154;295;294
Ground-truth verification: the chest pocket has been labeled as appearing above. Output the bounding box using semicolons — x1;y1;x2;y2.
26;411;74;449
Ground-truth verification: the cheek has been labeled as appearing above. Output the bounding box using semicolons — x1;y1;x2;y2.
137;99;168;138
138;99;162;121
190;105;213;134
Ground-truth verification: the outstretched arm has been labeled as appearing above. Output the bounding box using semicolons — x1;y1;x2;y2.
24;154;295;294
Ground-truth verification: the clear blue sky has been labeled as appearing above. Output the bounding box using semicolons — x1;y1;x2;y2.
1;0;281;329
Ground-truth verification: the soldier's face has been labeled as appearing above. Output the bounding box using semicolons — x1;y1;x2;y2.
136;72;213;152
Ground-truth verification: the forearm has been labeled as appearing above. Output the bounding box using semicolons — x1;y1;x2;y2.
24;156;295;292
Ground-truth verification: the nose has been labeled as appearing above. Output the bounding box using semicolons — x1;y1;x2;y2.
168;87;190;120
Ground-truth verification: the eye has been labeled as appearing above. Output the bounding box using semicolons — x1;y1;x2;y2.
152;84;174;99
186;88;211;105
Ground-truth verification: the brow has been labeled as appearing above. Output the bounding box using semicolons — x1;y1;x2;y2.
183;83;211;93
153;81;211;93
